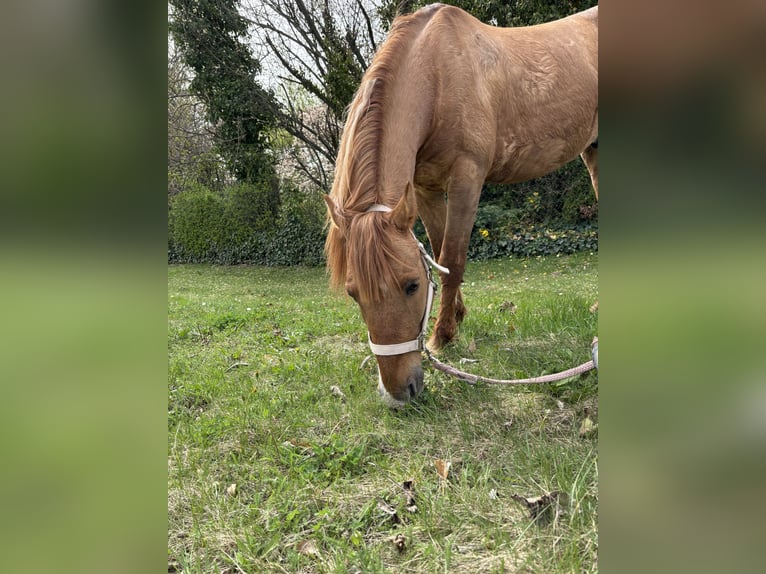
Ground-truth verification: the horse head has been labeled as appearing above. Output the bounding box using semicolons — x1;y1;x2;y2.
325;186;443;407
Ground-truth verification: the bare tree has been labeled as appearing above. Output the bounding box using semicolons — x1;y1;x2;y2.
167;48;226;195
243;0;386;191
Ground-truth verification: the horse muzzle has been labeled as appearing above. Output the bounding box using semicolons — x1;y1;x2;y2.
377;360;424;407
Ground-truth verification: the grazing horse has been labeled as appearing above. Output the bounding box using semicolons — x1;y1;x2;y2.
324;3;598;407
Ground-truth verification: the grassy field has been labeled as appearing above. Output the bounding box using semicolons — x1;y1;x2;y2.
168;253;598;573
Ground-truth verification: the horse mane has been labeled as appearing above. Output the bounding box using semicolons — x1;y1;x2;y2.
325;6;439;301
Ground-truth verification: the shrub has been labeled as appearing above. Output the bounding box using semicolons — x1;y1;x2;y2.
482;161;597;226
468;222;598;261
222;181;280;236
168;183;226;262
168;170;598;265
169;181;326;265
258;214;326;266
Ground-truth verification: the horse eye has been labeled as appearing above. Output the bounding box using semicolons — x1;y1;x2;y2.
405;281;419;296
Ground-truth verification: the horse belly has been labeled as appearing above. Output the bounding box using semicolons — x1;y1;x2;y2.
486;136;588;184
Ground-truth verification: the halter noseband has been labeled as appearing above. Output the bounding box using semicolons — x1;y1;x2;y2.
365;204;450;356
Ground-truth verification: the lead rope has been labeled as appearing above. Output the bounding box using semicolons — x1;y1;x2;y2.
423;338;598;385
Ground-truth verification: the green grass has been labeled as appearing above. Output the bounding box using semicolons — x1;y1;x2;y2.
168;253;598;573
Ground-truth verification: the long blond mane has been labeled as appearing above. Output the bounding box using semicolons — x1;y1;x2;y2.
324;9;431;302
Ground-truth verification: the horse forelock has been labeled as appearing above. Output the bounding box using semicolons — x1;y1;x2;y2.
350;214;418;303
324;211;414;302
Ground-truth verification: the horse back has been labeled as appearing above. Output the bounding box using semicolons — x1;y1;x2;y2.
409;5;598;185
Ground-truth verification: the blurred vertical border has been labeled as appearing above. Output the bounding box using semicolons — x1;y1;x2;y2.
0;1;167;573
601;0;766;572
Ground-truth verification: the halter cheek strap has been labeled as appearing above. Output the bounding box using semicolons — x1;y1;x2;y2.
365;204;450;356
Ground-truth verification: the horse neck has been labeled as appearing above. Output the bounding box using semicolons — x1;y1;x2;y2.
375;82;432;206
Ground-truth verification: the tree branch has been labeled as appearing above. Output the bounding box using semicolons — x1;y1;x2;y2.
357;0;378;54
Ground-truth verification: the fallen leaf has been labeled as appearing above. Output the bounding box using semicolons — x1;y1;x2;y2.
511;491;569;521
499;301;517;313
392;533;406;553
330;385;346;400
434;458;451;481
377;500;400;524
284;439;312;449
402;480;417;512
579;416;597;437
225;483;237;497
296;539;319;558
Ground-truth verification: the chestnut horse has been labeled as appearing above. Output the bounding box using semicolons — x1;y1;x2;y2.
324;3;598;407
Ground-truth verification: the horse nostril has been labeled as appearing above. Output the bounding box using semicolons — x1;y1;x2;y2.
407;366;424;400
407;379;423;399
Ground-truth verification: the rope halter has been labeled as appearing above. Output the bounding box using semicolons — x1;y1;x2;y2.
365;204;449;356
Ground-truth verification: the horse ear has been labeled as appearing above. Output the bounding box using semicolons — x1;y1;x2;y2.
324;195;347;234
389;183;417;231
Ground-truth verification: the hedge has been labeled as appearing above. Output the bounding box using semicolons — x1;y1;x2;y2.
467;222;598;261
169;184;597;266
168;182;325;265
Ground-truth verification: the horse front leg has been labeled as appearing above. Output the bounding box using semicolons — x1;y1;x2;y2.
417;188;467;344
426;170;482;350
416;187;468;328
454;289;467;323
580;140;598;200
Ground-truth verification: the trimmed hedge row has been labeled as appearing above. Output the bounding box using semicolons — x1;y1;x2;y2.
168;183;326;265
168;184;597;266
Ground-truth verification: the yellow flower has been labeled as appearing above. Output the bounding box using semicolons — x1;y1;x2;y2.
480;229;489;238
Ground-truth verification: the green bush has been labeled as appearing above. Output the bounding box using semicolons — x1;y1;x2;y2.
169;181;326;265
222;182;280;236
482;161;597;226
468;222;598;261
258;214;326;266
462;161;598;261
168;168;598;265
168;183;227;262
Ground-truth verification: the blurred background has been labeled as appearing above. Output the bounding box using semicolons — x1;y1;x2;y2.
600;1;766;571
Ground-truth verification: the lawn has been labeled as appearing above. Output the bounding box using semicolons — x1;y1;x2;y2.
168;252;598;573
